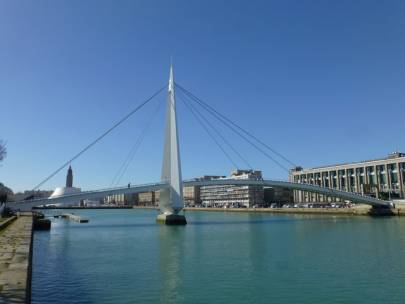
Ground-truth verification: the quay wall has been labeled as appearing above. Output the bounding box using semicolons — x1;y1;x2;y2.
184;206;405;216
131;205;405;216
0;214;33;303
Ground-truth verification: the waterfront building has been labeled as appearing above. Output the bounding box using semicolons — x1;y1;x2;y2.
199;170;264;208
183;185;200;206
289;151;405;203
124;193;139;206
49;166;81;204
104;194;125;205
80;199;101;207
138;191;159;206
104;193;139;206
264;187;294;206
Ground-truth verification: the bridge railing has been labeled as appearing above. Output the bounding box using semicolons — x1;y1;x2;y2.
12;178;389;209
287;180;388;203
15;181;169;204
63;181;168;196
184;177;389;206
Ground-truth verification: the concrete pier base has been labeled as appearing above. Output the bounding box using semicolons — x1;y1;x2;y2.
156;213;187;225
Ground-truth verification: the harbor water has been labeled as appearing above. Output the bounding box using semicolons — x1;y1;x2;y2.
32;209;405;303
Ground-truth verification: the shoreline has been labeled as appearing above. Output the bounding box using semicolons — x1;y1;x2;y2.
130;205;405;216
185;207;371;216
13;205;404;302
33;206;133;210
0;213;33;303
33;205;405;216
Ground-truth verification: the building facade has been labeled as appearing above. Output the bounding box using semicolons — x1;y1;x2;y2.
104;193;139;206
199;170;264;208
66;166;73;188
289;152;405;203
137;191;159;206
264;187;294;206
183;185;200;206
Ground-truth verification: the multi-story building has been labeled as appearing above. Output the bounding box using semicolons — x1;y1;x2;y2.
138;191;160;206
199;170;264;208
264;187;294;205
289;151;405;203
183;185;200;206
104;193;139;206
104;194;125;205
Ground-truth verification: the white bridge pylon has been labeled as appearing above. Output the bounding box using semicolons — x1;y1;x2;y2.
9;67;392;211
159;65;184;216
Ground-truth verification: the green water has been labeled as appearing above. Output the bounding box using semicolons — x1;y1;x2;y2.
32;209;405;303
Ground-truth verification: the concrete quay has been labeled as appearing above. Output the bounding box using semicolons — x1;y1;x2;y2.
184;206;405;216
0;214;33;304
132;205;405;216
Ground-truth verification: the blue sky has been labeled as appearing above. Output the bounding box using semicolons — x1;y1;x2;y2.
1;0;404;192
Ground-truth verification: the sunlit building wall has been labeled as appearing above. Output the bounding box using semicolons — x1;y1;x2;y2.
289;152;405;203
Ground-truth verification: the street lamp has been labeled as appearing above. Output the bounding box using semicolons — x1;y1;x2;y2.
388;168;392;201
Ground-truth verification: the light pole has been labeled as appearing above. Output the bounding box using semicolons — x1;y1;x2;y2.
388;168;392;201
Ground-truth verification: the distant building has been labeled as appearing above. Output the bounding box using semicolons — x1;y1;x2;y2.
138;191;159;207
104;194;125;205
183;185;200;206
124;193;139;206
66;166;73;187
264;187;294;206
49;166;81;204
104;193;139;206
289;151;405;202
80;199;102;207
199;170;264;208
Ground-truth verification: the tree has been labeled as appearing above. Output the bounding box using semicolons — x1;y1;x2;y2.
0;183;13;203
0;140;6;163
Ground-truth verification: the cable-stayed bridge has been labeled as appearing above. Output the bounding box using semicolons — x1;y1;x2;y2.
13;178;389;212
8;66;393;222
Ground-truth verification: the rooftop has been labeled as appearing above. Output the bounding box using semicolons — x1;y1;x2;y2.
291;151;405;173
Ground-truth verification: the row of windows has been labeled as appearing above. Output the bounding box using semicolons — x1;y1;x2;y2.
294;162;405;179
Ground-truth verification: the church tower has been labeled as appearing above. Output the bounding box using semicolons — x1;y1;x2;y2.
66;166;73;188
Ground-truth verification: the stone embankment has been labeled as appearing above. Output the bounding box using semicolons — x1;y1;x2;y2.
186;205;405;216
184;206;369;215
0;214;33;303
133;204;405;216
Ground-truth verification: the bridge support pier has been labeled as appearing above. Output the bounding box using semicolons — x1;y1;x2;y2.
156;213;187;225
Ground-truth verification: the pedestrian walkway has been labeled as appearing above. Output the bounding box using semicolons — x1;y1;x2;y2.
0;215;33;303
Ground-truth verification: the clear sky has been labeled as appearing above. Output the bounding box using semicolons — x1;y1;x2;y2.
1;0;404;192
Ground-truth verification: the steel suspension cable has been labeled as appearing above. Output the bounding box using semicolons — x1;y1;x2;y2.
175;83;290;172
177;92;239;169
32;85;167;190
178;90;253;169
175;83;297;168
110;96;164;187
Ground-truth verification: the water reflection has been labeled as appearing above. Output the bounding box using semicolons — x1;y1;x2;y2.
31;210;405;304
158;225;186;304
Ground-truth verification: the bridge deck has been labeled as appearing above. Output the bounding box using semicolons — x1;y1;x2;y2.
9;179;390;211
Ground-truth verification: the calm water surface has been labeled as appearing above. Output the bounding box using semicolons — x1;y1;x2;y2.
32;209;405;303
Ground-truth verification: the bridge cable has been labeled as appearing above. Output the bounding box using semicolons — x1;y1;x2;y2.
177;92;239;169
175;83;298;168
110;96;164;187
177;90;253;170
175;83;291;172
32;85;167;191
